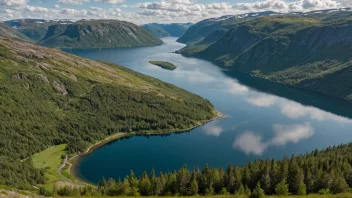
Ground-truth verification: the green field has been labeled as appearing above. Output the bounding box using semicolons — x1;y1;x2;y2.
32;144;67;188
148;61;177;70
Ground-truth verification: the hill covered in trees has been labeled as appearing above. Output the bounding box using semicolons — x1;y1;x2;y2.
0;37;215;189
178;8;352;102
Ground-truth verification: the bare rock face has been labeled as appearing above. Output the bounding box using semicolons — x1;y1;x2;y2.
53;80;68;95
24;83;30;89
69;74;77;82
11;73;27;79
37;74;50;84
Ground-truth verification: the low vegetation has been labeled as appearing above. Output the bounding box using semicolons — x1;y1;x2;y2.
0;37;215;189
32;144;67;188
148;61;177;70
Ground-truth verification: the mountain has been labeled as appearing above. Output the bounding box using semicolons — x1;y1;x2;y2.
0;22;32;42
4;19;58;41
177;11;276;45
142;25;170;37
0;36;215;188
38;20;163;48
178;8;352;101
142;23;192;37
5;19;164;49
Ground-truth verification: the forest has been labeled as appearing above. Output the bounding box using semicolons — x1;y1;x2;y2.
38;142;352;197
0;37;215;189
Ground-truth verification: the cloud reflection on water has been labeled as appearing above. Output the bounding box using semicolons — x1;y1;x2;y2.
233;131;267;155
225;79;249;94
245;94;277;107
233;122;315;155
280;101;352;123
203;123;224;137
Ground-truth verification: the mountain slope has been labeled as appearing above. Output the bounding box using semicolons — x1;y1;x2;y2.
142;25;170;37
38;20;163;48
0;37;215;188
142;23;192;37
177;12;276;45
178;9;352;101
4;19;57;41
0;22;32;42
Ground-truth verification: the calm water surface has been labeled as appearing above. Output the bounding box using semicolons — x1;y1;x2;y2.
66;38;352;184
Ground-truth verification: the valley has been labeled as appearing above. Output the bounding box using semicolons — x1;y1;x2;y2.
1;5;352;198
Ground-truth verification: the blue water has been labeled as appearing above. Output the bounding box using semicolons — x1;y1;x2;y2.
66;37;352;184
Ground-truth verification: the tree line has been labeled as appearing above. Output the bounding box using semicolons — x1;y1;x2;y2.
41;143;352;197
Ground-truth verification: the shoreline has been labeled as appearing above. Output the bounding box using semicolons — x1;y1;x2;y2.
67;111;225;186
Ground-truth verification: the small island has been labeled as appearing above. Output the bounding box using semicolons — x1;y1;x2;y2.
148;60;177;70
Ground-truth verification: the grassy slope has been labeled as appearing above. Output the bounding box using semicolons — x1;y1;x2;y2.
32;144;66;188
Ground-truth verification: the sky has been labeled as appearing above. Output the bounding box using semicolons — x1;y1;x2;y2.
0;0;351;24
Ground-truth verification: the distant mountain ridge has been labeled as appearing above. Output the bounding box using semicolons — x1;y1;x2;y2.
4;19;163;49
177;11;276;44
142;23;192;37
178;8;352;101
0;22;32;42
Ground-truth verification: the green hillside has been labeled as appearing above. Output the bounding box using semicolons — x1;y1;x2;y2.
38;20;163;48
0;37;215;189
178;10;352;101
4;19;164;49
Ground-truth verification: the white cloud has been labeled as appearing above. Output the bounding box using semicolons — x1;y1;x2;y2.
58;0;89;5
246;94;277;107
233;0;342;13
339;0;352;7
168;0;196;5
203;123;224;136
60;8;88;15
0;0;27;7
25;6;49;13
234;122;315;155
0;0;350;25
94;0;124;4
271;122;314;145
